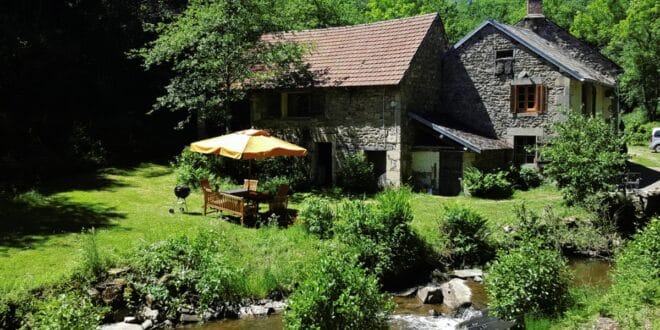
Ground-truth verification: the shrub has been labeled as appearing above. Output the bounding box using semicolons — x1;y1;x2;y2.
196;259;248;308
336;153;377;194
78;228;105;281
283;252;394;329
26;292;109;330
260;176;291;195
463;167;513;198
485;241;572;323
519;166;542;189
599;218;660;328
440;204;491;266
299;197;334;239
334;188;424;282
255;156;311;192
171;147;226;188
542;111;628;208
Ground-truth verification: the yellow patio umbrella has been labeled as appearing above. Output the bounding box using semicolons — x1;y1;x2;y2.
190;128;308;176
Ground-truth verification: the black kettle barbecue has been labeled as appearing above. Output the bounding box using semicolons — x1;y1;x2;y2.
170;185;191;213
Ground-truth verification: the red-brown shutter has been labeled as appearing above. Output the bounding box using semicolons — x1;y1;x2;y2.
536;84;547;113
510;85;517;113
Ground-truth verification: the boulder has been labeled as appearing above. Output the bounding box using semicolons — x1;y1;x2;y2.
264;301;287;313
450;269;483;280
392;287;418;297
239;305;270;319
416;285;443;304
123;316;137;324
141;307;159;321
99;322;143;330
430;269;450;284
107;266;130;276
102;285;124;305
141;319;153;330
440;279;472;310
179;313;201;323
594;317;620;330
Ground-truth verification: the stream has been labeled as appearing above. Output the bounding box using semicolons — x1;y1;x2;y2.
188;258;611;330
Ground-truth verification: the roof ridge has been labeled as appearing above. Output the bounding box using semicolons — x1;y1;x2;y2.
268;13;437;35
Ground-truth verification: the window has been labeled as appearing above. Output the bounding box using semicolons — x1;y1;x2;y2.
496;49;514;59
510;84;547;113
514;136;537;164
286;91;324;117
263;92;281;118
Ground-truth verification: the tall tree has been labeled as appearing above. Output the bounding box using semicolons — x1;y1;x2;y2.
573;0;658;120
134;0;305;135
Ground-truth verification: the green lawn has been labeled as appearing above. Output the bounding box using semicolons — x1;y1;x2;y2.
628;145;660;168
0;163;582;300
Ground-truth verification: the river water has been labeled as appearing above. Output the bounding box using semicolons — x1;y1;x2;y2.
190;259;610;330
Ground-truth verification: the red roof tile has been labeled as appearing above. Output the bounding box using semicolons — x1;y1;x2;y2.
262;13;438;87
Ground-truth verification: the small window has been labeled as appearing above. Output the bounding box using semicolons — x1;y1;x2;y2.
263;92;280;118
286;91;324;117
496;49;514;59
654;130;660;138
510;84;547;113
514;136;537;164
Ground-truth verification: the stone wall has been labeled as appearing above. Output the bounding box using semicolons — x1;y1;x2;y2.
251;86;403;185
440;25;571;141
400;16;449;183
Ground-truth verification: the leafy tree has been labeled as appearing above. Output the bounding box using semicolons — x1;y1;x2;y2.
573;0;658;120
134;0;306;133
541;111;628;209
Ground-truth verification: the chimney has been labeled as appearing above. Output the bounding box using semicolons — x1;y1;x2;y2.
526;0;544;18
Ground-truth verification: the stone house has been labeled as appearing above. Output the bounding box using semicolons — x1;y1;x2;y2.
251;14;448;187
250;0;621;194
418;0;622;194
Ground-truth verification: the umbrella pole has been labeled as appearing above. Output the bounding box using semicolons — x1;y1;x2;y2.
248;160;252;179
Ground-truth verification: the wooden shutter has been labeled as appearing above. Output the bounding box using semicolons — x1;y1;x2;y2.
536;84;547;113
510;85;517;113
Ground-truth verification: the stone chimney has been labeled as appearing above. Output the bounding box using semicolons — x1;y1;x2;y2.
526;0;544;18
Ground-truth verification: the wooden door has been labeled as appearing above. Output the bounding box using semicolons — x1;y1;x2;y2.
438;151;463;196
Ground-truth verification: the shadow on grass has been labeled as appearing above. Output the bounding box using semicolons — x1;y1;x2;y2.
0;193;125;252
36;169;128;195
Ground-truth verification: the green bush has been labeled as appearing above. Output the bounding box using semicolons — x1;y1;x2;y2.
255;156;311;192
336;153;377;194
622;108;660;146
334;188;424;282
519;166;542;189
283;252;394;330
542;111;628;208
171;147;226;188
260;176;291;195
196;260;248;309
440;204;491;266
463;167;513;198
78;228;105;281
25;292;109;330
599;218;660;328
299;197;334;239
485;242;572;324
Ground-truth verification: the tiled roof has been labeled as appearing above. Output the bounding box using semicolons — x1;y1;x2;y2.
262;14;438;87
454;20;617;87
409;112;512;152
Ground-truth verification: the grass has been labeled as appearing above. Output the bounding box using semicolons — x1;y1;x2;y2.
628;145;660;168
0;164;585;301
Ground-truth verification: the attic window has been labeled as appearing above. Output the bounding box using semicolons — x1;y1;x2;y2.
496;49;514;59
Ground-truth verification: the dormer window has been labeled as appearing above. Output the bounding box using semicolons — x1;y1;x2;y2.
495;49;514;77
496;49;513;59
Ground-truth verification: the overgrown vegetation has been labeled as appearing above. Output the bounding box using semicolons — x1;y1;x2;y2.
171;148;227;188
439;204;491;266
485;241;572;324
299;197;334;239
334;188;425;283
283;252;394;329
542;111;628;212
23;292;109;330
463;167;513;199
336;153;378;194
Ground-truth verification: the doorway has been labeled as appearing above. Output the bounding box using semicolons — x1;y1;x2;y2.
315;142;333;186
438;151;463;196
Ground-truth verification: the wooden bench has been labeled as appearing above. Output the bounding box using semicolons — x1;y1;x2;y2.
200;179;256;225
